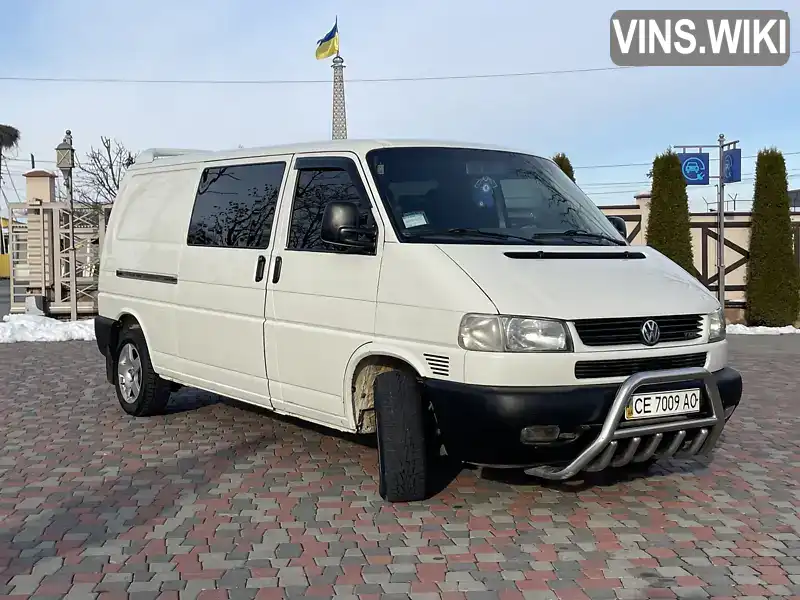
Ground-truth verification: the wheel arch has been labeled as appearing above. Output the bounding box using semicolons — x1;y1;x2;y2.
343;343;428;434
107;309;152;352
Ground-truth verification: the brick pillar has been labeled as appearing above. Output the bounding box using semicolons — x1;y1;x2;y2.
22;169;57;313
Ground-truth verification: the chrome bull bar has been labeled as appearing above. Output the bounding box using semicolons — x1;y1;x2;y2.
524;367;725;480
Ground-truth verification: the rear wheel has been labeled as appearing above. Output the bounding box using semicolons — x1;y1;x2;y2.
374;368;435;502
113;325;171;417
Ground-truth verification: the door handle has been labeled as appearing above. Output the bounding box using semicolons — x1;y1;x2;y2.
254;255;267;282
272;256;282;284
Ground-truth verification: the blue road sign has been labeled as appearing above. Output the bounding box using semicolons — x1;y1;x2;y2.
722;148;742;183
678;153;710;185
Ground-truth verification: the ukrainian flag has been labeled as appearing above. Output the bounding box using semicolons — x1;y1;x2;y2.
316;19;339;60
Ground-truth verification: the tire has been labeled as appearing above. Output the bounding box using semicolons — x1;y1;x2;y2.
373;369;431;502
113;324;171;417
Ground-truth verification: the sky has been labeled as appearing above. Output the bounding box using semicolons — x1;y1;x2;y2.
1;0;799;215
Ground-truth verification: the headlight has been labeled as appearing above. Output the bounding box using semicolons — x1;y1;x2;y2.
458;314;571;352
708;307;726;342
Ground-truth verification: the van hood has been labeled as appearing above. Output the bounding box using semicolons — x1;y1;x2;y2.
437;244;719;320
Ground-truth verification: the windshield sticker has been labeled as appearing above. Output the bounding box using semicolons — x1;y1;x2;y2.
474;176;497;193
402;211;428;228
376;163;385;175
473;176;497;208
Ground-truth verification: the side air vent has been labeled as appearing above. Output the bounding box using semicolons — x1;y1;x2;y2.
504;250;646;260
423;353;450;377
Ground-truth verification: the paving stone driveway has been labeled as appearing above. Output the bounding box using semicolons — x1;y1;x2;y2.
0;337;798;600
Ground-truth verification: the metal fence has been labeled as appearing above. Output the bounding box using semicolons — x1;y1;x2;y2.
7;202;111;317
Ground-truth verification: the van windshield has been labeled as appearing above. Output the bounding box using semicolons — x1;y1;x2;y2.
365;147;625;246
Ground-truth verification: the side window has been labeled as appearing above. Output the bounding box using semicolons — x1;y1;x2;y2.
187;162;285;248
287;166;372;253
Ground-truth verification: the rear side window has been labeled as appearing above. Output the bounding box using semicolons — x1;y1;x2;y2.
187;162;285;248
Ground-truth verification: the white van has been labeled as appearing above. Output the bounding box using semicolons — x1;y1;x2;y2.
95;139;742;502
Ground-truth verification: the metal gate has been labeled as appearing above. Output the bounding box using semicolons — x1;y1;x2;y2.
7;202;110;316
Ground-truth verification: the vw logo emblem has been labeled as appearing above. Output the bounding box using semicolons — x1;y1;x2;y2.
641;319;661;346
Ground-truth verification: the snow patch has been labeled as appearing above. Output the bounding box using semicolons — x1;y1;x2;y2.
727;323;800;335
0;314;96;343
3;313;800;343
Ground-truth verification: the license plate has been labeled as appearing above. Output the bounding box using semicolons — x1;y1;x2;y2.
625;388;701;420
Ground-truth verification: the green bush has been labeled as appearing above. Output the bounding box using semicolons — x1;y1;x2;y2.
745;148;800;326
552;152;575;182
646;149;694;274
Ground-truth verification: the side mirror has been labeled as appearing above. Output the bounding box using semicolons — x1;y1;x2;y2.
321;201;376;248
607;215;627;239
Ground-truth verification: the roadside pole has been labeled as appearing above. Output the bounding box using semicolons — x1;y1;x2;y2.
674;136;741;310
56;130;78;321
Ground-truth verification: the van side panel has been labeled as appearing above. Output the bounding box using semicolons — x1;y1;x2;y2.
173;246;273;403
98;167;201;360
170;156;293;407
373;243;496;384
265;152;382;423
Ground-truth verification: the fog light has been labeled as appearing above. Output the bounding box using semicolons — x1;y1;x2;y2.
520;425;560;444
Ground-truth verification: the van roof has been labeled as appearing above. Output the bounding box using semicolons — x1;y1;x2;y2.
129;138;539;170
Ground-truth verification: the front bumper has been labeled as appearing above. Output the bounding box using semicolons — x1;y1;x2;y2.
422;366;742;477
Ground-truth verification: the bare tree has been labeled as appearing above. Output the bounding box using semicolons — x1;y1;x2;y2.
74;136;136;209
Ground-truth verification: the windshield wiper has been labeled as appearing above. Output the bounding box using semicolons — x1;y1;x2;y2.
403;228;625;246
530;229;627;246
446;228;540;244
403;228;539;244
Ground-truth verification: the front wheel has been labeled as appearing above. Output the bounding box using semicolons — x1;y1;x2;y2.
373;369;434;503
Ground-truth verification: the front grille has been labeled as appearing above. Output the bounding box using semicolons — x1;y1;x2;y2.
573;314;703;347
574;352;707;379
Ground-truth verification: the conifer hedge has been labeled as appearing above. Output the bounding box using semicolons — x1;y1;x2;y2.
646;149;694;274
745;148;800;326
552;152;576;182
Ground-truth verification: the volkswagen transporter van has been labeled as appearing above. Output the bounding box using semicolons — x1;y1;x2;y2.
94;140;743;502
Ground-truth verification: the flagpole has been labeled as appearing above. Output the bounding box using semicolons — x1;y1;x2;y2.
329;17;347;140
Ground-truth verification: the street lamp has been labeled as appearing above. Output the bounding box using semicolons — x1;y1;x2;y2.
55;130;75;179
56;129;77;321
